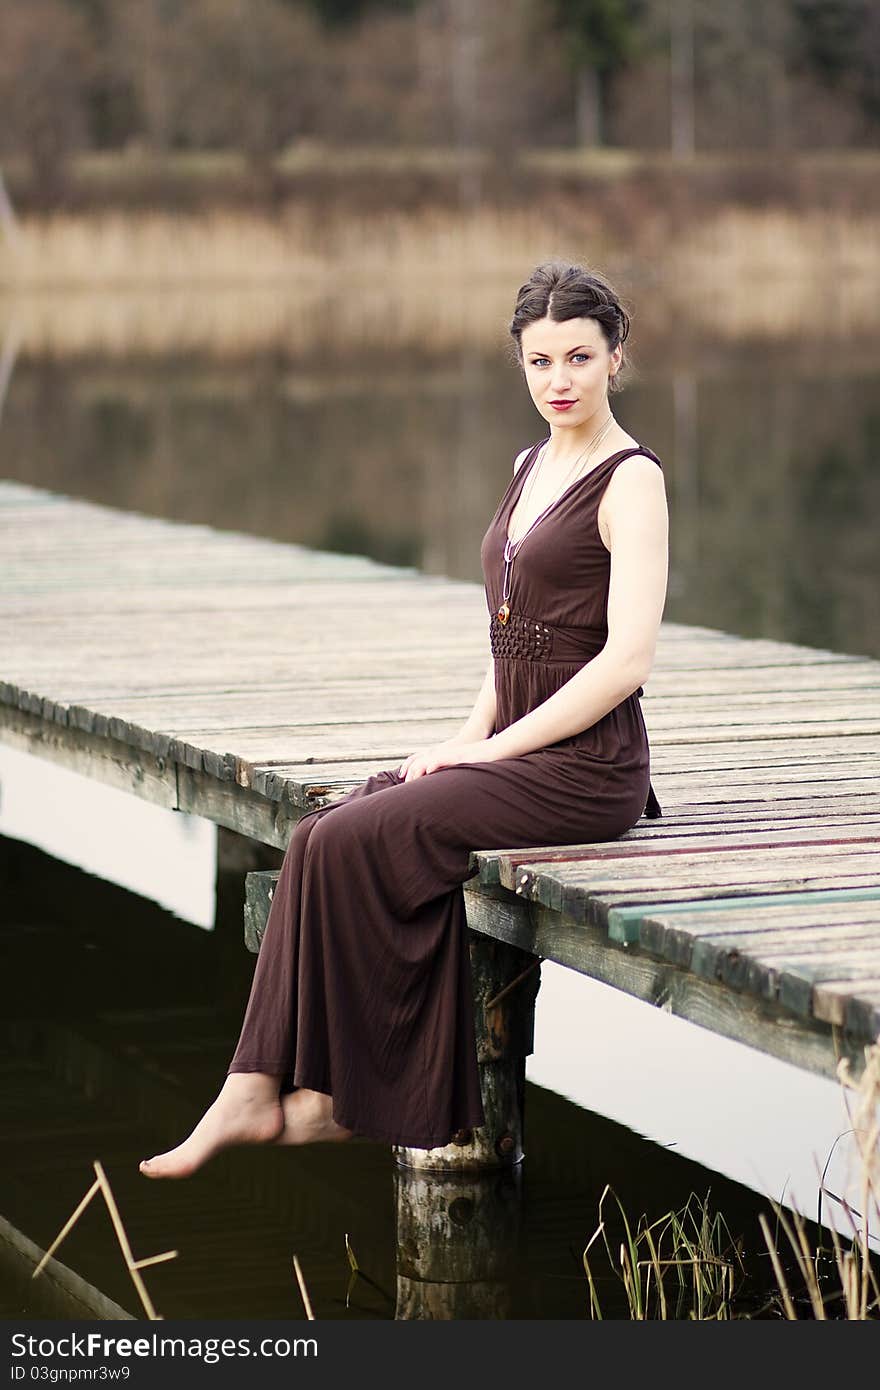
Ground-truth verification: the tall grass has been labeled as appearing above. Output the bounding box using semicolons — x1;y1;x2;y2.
582;1041;880;1320
582;1185;747;1320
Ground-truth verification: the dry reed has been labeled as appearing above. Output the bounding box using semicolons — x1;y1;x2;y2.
31;1158;177;1320
292;1253;315;1320
583;1040;880;1319
760;1039;880;1320
1;205;879;361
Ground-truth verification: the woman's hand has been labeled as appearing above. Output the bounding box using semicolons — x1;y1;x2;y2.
398;736;498;782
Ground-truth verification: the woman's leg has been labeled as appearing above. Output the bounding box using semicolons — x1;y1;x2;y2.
140;750;643;1173
139;771;402;1178
137;1072;354;1179
226;768;408;1089
221;750;643;1149
138;1071;286;1179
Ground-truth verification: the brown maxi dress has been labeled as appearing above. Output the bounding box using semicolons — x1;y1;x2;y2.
227;441;664;1149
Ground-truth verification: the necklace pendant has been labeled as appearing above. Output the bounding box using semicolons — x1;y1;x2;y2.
497;601;510;625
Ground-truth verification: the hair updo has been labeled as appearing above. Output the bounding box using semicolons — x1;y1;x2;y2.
508;261;631;394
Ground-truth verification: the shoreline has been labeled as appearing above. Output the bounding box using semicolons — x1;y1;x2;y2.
3;148;878;356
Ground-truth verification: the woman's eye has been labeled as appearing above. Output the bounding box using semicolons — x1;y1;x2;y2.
529;355;590;367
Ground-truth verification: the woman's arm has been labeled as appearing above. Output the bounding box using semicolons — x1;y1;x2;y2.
454;655;496;743
398;654;495;777
486;454;668;759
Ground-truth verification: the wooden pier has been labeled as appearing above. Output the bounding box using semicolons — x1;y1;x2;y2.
3;478;879;1101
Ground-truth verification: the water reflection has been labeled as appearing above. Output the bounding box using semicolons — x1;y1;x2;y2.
0;742;215;928
1;339;878;659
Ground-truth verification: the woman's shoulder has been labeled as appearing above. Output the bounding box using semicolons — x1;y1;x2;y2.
601;448;667;520
609;440;664;473
513;439;545;475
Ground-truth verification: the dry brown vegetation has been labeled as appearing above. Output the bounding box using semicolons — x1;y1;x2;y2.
1;197;878;361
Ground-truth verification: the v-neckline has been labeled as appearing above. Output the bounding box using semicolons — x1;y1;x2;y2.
505;440;641;546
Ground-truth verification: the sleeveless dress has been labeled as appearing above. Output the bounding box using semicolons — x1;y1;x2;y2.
227;443;664;1148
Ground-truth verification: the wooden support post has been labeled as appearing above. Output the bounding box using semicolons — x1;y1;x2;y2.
394;1164;523;1319
243;872;541;1172
393;933;540;1174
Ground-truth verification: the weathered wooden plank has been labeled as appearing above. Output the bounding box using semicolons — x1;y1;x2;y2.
627;797;880;825
16;689;880;746
0;702;178;810
176;764;310;847
811;977;880;1032
488;823;880;869
780;958;880;1020
694;930;880;994
7;672;880;774
594;876;880;915
651;763;880;787
464;889;871;1072
262;737;880;776
636;899;880;965
772;950;880;1017
842;989;880;1038
652;735;880;764
475;832;880;916
502;846;880;904
600;884;880;941
4;642;876;695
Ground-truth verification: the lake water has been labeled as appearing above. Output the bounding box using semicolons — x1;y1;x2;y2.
1;287;878;1318
2;306;878;659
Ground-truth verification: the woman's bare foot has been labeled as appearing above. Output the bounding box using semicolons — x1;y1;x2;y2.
139;1073;285;1179
275;1087;354;1146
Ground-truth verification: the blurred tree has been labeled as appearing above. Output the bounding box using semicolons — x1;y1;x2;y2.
111;0;322;172
692;0;799;153
180;0;319;172
328;0;570;152
0;0;94;198
669;0;694;155
792;0;866;85
546;0;647;145
107;1;187;154
792;0;880;123
64;0;141;149
297;0;417;24
3;0;878;185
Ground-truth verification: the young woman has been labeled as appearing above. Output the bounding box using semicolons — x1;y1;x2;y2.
139;260;668;1178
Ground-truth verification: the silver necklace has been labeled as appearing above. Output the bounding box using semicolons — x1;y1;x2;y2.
497;414;616;626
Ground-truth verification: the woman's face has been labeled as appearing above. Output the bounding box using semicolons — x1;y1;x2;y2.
519;315;621;431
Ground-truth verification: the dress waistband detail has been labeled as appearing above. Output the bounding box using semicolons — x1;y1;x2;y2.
489;611;608;665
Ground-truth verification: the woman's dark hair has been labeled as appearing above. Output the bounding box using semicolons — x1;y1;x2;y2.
508;261;631;393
